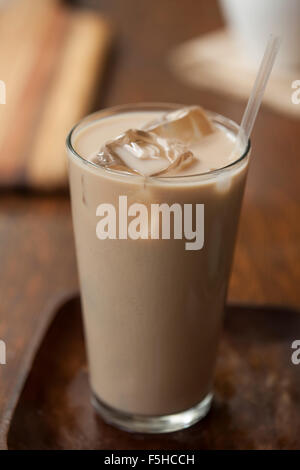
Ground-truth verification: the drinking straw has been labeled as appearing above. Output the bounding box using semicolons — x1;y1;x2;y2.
235;35;281;151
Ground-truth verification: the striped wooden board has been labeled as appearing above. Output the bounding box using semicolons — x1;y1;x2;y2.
0;0;111;189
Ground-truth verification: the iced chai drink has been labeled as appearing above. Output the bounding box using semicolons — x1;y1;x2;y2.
66;104;250;433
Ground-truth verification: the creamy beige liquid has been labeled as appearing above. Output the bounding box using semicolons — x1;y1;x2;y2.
68;107;249;416
76;110;237;176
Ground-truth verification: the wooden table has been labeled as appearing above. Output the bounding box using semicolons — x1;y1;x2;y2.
0;0;299;448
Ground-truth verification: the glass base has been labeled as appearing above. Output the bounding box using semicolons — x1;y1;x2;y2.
92;392;213;434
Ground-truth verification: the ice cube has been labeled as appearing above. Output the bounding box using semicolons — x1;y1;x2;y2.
96;128;194;177
157;151;196;176
95;106;213;177
145;106;214;144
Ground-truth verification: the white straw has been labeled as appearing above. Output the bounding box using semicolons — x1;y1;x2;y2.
236;35;281;150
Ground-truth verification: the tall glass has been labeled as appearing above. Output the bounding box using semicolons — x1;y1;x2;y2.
66;104;250;433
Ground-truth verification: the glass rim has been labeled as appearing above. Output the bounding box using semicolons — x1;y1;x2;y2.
66;102;251;183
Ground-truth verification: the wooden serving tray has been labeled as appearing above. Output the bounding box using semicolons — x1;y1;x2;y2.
5;297;300;450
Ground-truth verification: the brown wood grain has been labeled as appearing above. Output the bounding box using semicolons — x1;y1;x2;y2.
0;0;111;188
0;0;299;450
0;2;68;185
7;298;300;450
27;9;112;189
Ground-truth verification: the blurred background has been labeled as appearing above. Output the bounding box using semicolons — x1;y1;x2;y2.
0;0;300;450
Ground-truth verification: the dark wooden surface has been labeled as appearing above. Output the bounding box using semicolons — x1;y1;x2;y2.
0;0;300;449
8;297;300;450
